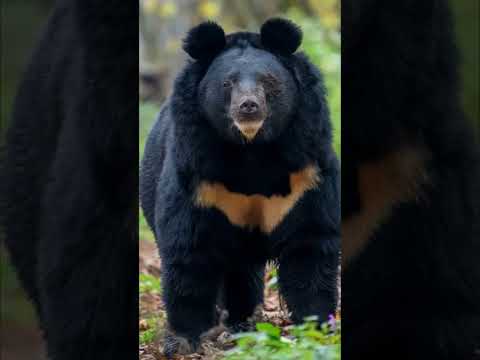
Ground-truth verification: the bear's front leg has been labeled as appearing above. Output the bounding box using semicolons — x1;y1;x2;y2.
161;256;222;357
223;264;265;332
278;237;339;325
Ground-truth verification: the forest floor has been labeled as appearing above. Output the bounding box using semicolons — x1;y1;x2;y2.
139;239;294;360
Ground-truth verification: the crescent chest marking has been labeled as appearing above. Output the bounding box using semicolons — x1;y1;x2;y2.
194;165;321;234
342;146;429;266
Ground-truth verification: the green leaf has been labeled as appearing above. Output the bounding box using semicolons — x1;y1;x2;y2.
139;273;161;294
256;323;281;338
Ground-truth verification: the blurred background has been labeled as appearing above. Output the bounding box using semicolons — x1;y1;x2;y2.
451;1;479;133
2;2;53;359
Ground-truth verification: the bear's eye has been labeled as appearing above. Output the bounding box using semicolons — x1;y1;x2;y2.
262;74;279;87
223;80;232;88
261;74;281;95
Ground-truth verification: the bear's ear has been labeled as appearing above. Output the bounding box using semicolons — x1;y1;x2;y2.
182;21;226;60
260;18;302;55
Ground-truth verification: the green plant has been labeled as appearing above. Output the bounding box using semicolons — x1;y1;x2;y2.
139;326;157;345
139;273;161;294
224;317;340;360
139;317;163;345
139;209;155;242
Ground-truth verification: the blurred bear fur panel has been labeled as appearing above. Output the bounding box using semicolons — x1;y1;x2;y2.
3;1;139;359
342;0;480;359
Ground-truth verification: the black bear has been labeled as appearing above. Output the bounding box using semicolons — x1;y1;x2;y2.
3;1;138;359
342;0;480;359
140;19;340;355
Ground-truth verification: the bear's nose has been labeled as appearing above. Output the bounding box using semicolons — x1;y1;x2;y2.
239;99;259;115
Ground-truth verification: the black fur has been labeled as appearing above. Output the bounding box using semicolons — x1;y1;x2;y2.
260;18;303;55
342;1;480;359
183;21;226;61
3;1;138;359
140;20;340;356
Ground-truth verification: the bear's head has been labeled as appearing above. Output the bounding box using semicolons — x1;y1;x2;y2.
182;19;304;144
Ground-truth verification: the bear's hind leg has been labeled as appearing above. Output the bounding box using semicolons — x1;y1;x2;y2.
223;264;265;332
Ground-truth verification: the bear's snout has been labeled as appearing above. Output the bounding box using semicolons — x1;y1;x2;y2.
239;98;259;116
230;82;267;141
230;81;267;119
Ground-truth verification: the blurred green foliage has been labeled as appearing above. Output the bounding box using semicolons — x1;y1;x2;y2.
287;7;341;156
0;249;38;327
139;103;160;243
450;0;480;134
139;102;160;160
224;318;340;360
139;273;162;294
